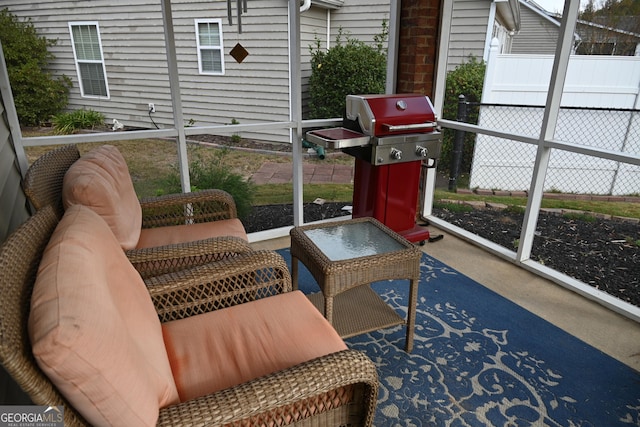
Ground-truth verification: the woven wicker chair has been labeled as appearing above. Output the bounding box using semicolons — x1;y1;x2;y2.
0;206;379;426
21;144;254;278
22;144;241;228
22;144;80;217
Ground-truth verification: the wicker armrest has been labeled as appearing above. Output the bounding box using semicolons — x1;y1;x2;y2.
157;349;379;427
145;250;292;322
139;189;238;228
22;144;80;217
125;236;253;279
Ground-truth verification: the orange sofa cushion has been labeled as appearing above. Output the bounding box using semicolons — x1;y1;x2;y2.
136;218;247;249
62;145;142;250
162;290;347;401
29;205;179;427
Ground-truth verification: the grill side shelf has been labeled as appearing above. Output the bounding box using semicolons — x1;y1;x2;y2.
306;128;370;149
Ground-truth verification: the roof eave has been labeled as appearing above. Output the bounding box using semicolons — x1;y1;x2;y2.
496;0;521;32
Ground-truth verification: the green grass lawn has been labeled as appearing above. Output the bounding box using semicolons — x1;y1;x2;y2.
23;137;639;219
433;189;640;219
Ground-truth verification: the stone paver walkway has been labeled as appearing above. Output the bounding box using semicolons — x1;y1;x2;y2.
251;162;353;185
250;162;640;212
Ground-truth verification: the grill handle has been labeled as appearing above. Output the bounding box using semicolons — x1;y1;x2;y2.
383;122;437;132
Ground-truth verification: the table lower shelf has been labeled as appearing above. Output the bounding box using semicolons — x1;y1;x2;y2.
307;285;405;338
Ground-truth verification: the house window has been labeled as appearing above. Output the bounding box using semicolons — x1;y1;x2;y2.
69;22;109;98
195;19;225;75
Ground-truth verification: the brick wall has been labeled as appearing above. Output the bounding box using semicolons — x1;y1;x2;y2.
397;0;441;97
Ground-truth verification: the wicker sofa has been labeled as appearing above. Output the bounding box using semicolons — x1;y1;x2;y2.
0;203;379;426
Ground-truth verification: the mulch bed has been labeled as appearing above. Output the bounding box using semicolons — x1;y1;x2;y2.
244;202;640;308
433;207;639;307
244;202;351;233
189;134;294;153
191;135;640;308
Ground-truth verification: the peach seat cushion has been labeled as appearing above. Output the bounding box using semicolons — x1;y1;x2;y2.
136;218;246;249
29;205;179;427
162;290;347;401
62;145;247;251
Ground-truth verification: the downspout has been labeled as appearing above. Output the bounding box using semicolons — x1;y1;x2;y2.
434;0;454;116
326;9;331;49
385;0;400;94
484;2;498;62
300;0;311;12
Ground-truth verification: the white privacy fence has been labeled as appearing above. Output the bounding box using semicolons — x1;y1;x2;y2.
470;45;640;195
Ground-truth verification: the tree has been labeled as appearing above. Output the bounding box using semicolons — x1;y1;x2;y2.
578;0;640;55
0;8;72;126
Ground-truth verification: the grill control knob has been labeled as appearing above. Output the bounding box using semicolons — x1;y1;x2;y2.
415;146;429;157
390;148;402;160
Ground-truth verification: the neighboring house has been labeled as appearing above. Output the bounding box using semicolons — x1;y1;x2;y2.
2;0;389;143
448;0;640;74
445;0;520;71
510;0;564;54
574;18;640;56
511;0;640;56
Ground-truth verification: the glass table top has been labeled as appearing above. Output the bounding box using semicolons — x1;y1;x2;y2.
302;221;406;261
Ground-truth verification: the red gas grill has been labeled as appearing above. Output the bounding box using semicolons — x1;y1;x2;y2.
306;94;442;244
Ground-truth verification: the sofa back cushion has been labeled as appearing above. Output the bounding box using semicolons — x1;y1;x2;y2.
62;145;142;250
29;205;179;426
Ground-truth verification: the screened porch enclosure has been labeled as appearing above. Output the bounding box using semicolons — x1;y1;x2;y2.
2;0;639;323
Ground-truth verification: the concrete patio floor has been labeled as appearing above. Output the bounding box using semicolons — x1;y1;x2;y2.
251;227;640;372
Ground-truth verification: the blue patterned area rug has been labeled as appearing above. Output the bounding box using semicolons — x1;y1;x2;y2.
278;249;640;427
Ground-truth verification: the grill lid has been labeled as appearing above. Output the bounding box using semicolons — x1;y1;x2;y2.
345;94;437;136
305;93;439;154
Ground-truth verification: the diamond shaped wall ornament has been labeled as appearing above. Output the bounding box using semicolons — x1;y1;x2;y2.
230;43;249;63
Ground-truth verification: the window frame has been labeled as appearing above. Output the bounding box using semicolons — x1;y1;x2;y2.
68;21;110;99
195;19;226;75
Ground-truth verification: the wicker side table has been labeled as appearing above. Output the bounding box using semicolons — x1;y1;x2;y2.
290;217;422;352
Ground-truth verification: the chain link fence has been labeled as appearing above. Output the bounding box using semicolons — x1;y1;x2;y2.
446;102;640;196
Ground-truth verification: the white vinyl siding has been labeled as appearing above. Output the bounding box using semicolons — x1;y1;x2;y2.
301;0;390;117
447;0;492;71
195;19;225;75
69;22;110;98
510;3;561;55
2;0;389;144
301;7;330;118
328;0;390;44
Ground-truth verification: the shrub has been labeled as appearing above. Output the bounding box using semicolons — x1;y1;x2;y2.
164;148;255;220
0;8;72;126
52;109;105;134
439;56;486;176
307;24;388;119
228;118;241;143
